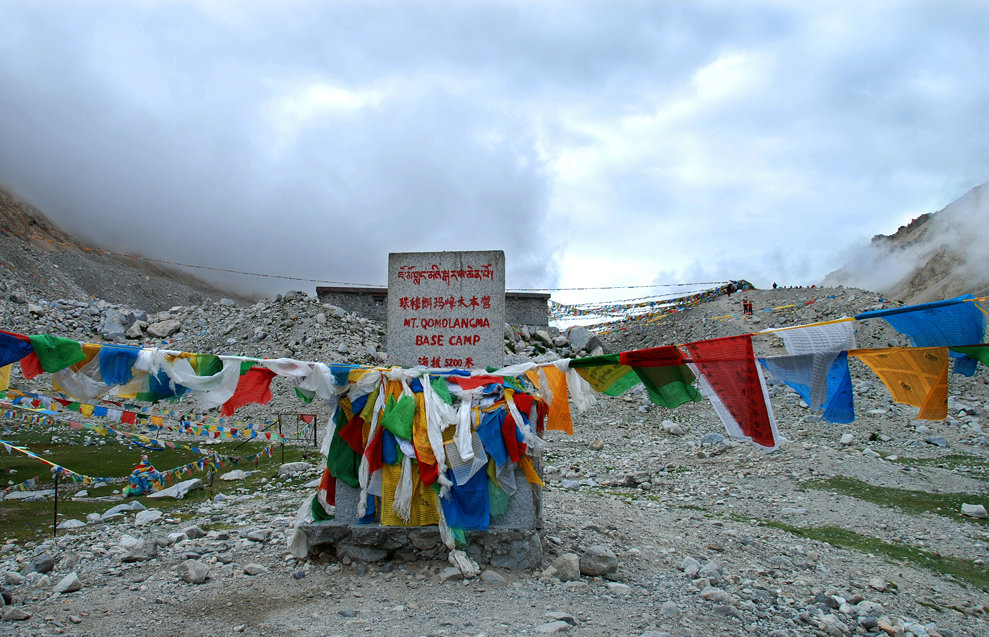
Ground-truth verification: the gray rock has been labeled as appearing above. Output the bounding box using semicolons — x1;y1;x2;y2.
545;611;576;625
3;572;25;586
126;321;147;339
183;525;207;539
98;309;127;339
565;326;602;353
147;478;202;499
243;563;269;575
177;560;209;584
535;329;554;346
961;503;988;518
698;559;723;582
579;545;618;576
26;555;54;575
701;432;727;446
681;556;702;576
660;601;681;617
134;509;163;525
480;569;508;587
56;519;86;529
103;501;145;518
925;436;949;447
278;462;311;478
700;585;735;605
552;553;581;581
438;566;463;582
147;319;181;338
535;620;572;633
120;536;157;563
53;572;82;594
1;607;30;621
336;541;387;563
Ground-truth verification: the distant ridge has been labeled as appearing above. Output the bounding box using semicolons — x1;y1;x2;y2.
0;182;247;311
823;182;989;304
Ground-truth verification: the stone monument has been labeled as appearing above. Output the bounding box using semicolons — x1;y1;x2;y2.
387;250;505;369
299;249;542;569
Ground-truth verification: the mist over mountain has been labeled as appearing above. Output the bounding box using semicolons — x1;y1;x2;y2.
0;182;241;312
823;182;989;304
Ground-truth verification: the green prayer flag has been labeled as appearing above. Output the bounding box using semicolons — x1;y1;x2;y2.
430;376;453;404
486;460;511;519
381;394;415;441
570;353;641;396
27;334;85;373
311;494;334;521
633;366;702;408
950;344;989;366
327;410;359;487
195;354;223;377
295;387;315;404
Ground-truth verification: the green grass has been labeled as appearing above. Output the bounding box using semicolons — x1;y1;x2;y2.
889;454;989;483
764;521;989;593
801;475;988;527
0;424;317;544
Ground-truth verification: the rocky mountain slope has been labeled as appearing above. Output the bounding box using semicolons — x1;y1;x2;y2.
0;183;243;312
823;182;989;305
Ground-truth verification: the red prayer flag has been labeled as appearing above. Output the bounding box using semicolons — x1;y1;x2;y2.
619;345;686;367
684;335;778;449
220;367;277;417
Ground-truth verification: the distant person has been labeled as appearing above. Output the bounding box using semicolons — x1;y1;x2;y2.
773;282;777;289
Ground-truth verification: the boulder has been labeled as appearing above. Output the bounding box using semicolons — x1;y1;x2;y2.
53;572;83;594
98;309;127;340
578;545;618;576
148;478;202;499
278;462;312;478
147;319;181;338
177;560;209;584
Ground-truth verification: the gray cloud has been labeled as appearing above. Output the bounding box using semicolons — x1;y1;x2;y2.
0;2;987;302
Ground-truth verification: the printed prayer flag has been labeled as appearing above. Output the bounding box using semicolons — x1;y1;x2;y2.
849;347;949;420
684;335;779;449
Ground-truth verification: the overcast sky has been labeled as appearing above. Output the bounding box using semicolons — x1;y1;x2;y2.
1;1;987;305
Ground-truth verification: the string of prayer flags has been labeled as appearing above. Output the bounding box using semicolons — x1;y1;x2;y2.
855;295;986;376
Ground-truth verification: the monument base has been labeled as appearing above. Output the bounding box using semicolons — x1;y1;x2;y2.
298;469;544;570
297;521;544;570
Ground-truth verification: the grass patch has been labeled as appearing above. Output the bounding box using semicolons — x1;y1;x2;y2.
0;424;317;544
802;475;988;527
889;454;989;483
764;521;989;592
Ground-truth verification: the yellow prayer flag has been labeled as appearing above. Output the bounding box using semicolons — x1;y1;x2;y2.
0;365;11;391
849;347;949;420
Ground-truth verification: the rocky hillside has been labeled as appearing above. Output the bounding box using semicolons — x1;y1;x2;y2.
0;183;244;312
823;182;989;305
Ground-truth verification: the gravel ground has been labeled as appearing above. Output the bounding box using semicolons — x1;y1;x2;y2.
0;237;986;637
